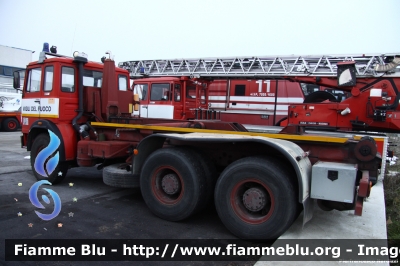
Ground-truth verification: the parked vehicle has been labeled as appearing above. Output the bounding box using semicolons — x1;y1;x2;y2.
15;49;396;239
0;92;21;131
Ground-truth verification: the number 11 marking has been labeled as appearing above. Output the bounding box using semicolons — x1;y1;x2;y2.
256;80;271;93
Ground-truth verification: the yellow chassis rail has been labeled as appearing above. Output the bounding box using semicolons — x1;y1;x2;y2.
90;122;371;144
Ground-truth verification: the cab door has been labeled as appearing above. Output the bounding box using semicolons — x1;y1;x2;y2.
21;66;43;127
133;82;149;118
147;83;174;119
172;83;183;119
39;65;60;120
58;64;78;122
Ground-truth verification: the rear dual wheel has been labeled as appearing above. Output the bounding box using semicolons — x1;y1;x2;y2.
214;156;298;239
140;147;214;221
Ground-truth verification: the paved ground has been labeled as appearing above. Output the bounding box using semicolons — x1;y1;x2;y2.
0;131;389;266
255;177;388;266
0;132;256;266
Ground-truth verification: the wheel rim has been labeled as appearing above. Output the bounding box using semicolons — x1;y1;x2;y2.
8;121;17;130
230;178;275;224
151;166;184;205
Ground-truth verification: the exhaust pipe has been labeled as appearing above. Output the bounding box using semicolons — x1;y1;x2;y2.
72;54;88;137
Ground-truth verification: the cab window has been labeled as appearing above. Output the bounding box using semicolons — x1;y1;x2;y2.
118;75;128;91
83;69;102;87
174;84;181;102
186;85;196;99
200;88;206;104
300;83;320;96
151;83;170;101
234;85;245;96
44;66;54;92
61;67;75;92
134;84;148;100
26;68;42;92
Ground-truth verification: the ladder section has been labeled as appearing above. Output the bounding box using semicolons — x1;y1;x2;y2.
118;54;400;79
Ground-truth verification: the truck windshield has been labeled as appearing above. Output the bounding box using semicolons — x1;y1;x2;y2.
26;68;42;92
151;83;170;101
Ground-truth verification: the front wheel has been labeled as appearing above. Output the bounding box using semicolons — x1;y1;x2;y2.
214;156;298;239
30;133;68;184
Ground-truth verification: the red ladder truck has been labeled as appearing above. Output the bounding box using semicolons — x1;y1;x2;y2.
206;79;344;127
120;54;400;132
15;49;394;240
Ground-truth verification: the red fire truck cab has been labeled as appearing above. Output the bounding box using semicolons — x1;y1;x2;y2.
132;77;209;120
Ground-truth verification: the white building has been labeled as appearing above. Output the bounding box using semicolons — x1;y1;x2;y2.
0;45;34;111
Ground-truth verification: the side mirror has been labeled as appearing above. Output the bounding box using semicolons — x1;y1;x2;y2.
13;71;21;90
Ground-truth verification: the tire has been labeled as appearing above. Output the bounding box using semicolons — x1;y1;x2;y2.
317;200;333;211
2;118;19;132
140;147;207;221
214;156;298;240
30;133;68;184
103;163;139;188
303;91;338;103
184;147;217;209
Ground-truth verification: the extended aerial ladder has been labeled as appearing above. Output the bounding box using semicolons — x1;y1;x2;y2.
119;54;400;132
119;54;400;78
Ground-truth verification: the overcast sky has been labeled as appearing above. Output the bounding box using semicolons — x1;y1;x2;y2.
1;0;399;65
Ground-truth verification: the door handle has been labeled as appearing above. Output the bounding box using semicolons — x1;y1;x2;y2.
142;106;148;109
34;100;40;103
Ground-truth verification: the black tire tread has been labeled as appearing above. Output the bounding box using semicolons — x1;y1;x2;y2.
183;147;217;209
103;164;139;188
214;156;298;239
140;147;207;221
30;133;67;184
2;118;19;132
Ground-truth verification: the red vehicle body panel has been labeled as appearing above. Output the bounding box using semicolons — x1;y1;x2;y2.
21;57;131;161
